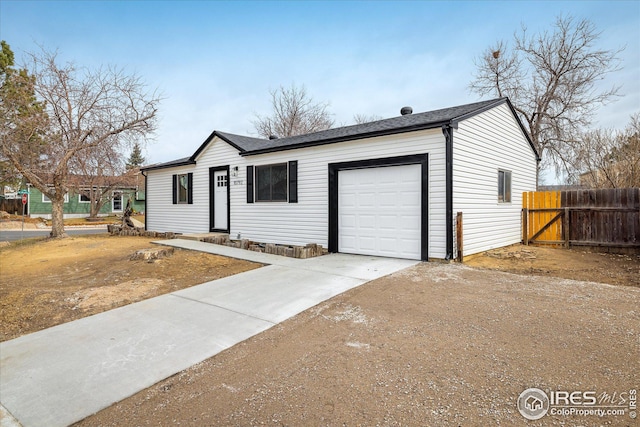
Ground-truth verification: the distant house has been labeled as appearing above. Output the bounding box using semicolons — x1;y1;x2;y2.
1;186;20;199
142;98;539;260
26;171;145;219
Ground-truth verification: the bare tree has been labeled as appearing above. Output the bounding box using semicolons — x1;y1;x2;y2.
253;84;334;138
68;141;134;219
353;113;383;124
569;113;640;188
0;44;159;237
469;16;622;182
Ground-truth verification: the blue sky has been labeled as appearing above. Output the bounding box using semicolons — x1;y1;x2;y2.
1;0;639;175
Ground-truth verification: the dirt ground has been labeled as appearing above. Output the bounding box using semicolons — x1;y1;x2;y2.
0;235;261;341
465;244;640;288
77;262;639;426
3;237;639;425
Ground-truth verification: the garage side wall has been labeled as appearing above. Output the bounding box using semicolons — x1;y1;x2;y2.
452;103;537;256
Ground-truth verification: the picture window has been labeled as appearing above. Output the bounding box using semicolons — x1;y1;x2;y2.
255;163;288;202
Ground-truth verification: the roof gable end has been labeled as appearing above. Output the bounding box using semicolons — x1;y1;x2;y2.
452;98;539;160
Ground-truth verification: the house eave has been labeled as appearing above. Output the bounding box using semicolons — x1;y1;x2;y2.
140;159;196;172
239;120;451;156
204;132;247;156
190;130;247;162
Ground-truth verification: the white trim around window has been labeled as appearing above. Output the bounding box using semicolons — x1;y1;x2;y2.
498;169;512;203
42;193;69;203
78;193;91;203
112;192;123;212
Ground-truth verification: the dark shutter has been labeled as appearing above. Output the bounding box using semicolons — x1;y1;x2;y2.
187;172;193;204
288;160;298;203
172;174;177;204
246;165;254;203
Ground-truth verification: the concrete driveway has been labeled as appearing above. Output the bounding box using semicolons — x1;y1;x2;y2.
0;240;417;427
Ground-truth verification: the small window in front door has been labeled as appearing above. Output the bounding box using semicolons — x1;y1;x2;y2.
217;175;228;187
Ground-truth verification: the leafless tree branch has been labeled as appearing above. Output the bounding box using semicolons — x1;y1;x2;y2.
566;112;640;188
469;16;623;183
0;44;160;237
253;84;334;138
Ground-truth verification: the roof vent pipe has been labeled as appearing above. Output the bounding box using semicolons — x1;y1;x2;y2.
268;135;279;140
400;106;413;115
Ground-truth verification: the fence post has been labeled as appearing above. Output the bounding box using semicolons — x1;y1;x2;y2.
456;212;463;262
563;207;570;248
522;208;529;245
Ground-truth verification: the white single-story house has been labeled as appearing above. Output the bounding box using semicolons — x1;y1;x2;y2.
142;97;539;261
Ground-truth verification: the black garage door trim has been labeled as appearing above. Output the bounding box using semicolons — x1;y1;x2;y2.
328;154;429;261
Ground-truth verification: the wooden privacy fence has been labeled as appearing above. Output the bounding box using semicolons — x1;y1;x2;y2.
0;198;23;215
522;188;640;252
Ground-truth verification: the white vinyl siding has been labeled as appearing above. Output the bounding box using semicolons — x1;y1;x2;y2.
452;103;537;256
232;130;446;258
146;129;447;259
145;102;536;259
146;140;240;234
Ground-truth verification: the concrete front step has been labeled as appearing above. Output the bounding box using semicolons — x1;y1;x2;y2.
179;232;229;241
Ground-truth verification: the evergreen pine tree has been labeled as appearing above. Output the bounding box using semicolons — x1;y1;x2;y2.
126;142;145;169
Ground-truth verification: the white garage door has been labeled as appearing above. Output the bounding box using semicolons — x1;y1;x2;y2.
338;164;422;260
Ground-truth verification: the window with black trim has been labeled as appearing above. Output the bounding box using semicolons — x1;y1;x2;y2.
178;174;189;203
256;163;288;202
498;169;512;203
247;161;297;204
172;173;193;204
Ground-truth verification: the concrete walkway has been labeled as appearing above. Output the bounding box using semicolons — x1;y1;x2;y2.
0;240;418;427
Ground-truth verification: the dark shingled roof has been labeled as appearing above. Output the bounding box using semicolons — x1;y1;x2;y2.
141;156;194;171
222;98;507;154
142;97;536;171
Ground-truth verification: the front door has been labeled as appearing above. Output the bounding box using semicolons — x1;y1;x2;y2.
210;167;229;232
